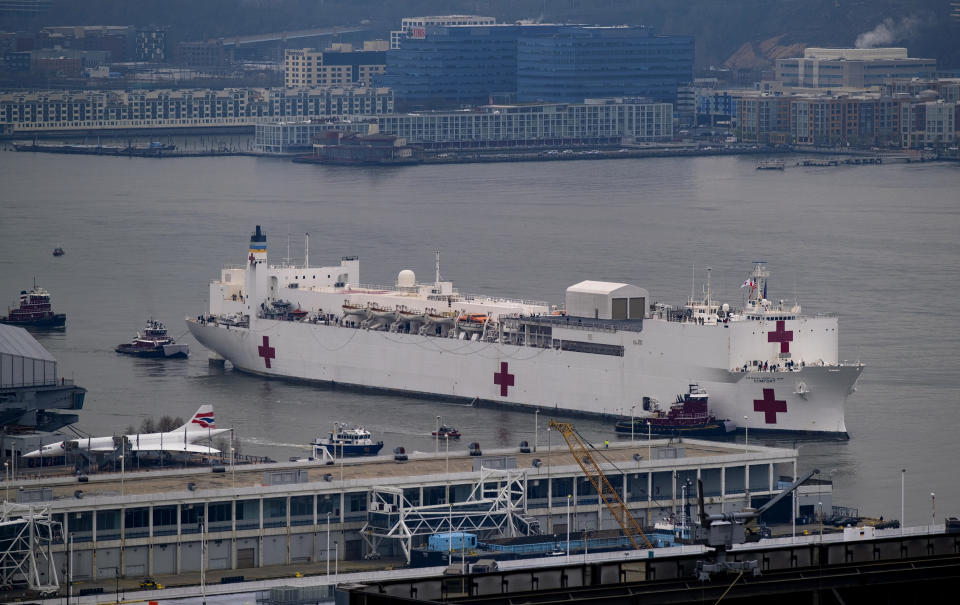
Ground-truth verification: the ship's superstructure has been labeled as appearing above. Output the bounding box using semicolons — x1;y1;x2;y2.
188;226;863;435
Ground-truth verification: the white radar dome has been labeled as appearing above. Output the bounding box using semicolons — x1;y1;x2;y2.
721;303;730;312
397;269;416;288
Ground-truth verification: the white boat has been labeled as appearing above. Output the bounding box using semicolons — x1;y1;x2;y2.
312;422;384;457
187;226;864;435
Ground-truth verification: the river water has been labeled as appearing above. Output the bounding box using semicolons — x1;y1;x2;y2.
1;149;958;525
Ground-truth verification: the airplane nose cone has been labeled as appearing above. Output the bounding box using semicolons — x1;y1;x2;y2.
22;450;41;458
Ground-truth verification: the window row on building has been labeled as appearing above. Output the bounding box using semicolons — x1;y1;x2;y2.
0;87;394;131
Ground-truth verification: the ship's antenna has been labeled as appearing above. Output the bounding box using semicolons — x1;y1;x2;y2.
690;263;695;304
285;227;291;267
304;232;310;269
706;266;712;305
435;250;441;285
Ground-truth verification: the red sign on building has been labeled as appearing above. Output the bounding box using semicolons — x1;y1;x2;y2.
411;27;426;39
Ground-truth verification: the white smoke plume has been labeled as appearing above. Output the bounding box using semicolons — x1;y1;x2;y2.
855;16;921;49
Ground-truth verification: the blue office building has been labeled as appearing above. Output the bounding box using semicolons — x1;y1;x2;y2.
516;27;694;104
381;24;693;110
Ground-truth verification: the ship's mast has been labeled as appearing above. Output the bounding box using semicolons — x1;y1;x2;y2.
304;232;310;269
706;266;712;306
435;250;441;286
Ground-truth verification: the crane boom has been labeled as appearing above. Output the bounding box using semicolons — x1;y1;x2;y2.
548;420;653;549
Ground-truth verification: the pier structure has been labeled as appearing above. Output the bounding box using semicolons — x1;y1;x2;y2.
1;438;800;584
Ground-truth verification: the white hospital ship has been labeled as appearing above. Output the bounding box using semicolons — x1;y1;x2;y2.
187;226;863;435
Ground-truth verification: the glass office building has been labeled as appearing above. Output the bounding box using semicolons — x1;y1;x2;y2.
382;24;693;110
517;27;693;104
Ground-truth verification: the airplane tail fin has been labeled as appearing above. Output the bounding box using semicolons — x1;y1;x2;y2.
183;405;216;431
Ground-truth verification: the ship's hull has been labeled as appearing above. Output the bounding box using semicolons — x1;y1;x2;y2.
188;319;862;435
614;419;734;437
115;343;189;358
315;442;384;457
1;313;66;328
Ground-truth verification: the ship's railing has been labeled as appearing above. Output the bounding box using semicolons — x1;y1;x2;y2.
507;315;643;334
330;282;552;309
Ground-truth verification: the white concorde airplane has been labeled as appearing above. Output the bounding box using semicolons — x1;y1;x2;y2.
23;405;230;458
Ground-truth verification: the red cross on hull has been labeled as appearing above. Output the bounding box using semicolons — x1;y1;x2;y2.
768;320;794;354
753;388;787;424
258;336;276;369
493;362;515;396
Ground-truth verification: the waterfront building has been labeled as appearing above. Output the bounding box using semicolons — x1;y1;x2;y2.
901;99;957;148
10;438;800;581
375;99;673;148
284;43;387;88
736;94;791;145
0;323;86;458
254;120;377;154
390;15;496;49
776;48;937;88
0;87;393;135
380;24;693;110
515;27;694;105
695;88;741;127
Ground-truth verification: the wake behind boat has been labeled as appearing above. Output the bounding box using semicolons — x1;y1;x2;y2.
116;319;189;358
187;226;864;435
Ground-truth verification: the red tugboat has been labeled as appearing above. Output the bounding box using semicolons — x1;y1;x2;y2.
115;319;189;358
0;285;66;328
615;384;734;437
432;424;462;439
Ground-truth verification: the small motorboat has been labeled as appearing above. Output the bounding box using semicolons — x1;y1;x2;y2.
115;319;189;358
52;247;65;257
432;424;462;439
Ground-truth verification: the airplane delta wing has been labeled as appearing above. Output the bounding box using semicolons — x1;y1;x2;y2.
127;441;221;454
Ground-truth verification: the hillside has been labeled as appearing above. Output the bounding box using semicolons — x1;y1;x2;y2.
5;0;957;69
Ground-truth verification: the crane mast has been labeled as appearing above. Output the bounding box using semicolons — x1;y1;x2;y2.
548;420;653;549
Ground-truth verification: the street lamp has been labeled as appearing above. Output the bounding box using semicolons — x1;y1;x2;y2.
534;409;539;453
445;434;450;475
630;404;636;444
900;469;906;535
647;420;652;460
326;512;332;577
566;494;571;557
931;492;936;532
435;416;441;454
743;416;749;451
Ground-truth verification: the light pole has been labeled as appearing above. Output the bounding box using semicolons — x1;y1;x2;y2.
818;501;823;542
900;469;905;535
931;492;936;532
445;434;450;475
435;416;441;455
199;513;207;605
743;416;749;451
334;540;338;581
230;446;235;489
3;462;7;502
647;421;652;460
534;409;539;453
326;512;331;577
566;494;571;557
630;404;636;445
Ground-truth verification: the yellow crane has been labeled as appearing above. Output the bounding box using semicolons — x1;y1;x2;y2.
549;419;653;549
